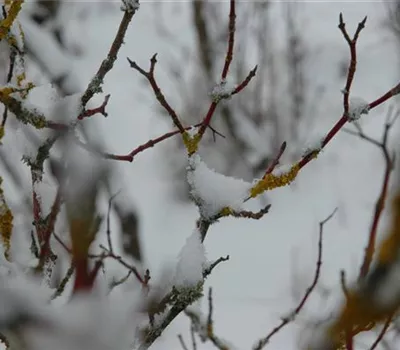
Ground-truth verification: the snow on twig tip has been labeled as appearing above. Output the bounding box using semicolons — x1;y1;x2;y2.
348;97;370;121
186;154;252;219
121;0;140;13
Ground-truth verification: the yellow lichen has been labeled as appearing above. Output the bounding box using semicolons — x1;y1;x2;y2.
0;0;24;40
182;131;201;155
0;82;35;103
219;207;233;217
17;21;24;42
16;72;25;87
250;164;300;198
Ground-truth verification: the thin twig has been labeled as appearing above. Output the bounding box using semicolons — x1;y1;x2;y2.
369;314;393;350
81;9;138;107
178;335;189;350
253;208;337;350
338;13;367;116
348;109;398;280
128;54;185;134
51;262;75;300
203;255;230;278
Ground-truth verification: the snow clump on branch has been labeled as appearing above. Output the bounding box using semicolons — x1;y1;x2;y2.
174;229;206;288
348;97;370;121
186;154;252;219
209;79;235;102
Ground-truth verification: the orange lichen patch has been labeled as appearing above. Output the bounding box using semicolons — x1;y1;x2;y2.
183;131;201;155
377;194;400;265
0;178;13;260
326;192;400;348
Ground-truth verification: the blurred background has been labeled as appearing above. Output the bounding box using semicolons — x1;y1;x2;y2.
2;1;400;349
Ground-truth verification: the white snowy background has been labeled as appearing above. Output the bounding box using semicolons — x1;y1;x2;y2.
2;1;400;350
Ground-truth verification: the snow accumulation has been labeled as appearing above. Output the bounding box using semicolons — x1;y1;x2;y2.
210;79;236;102
0;273;140;350
121;0;140;13
302;134;325;157
186;154;252;219
348;97;370;121
21;17;80;94
174;229;206;288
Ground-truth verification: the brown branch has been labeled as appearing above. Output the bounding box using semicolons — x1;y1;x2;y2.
106;191;120;253
178;334;190;350
228;205;271;220
369;314;393;350
205;288;229;350
81;9;138;107
253;208;337;350
127;54;185;134
203;255;230;278
51;262;75;300
99;244;148;287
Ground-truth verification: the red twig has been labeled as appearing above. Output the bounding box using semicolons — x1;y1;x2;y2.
78;94;110;120
338;13;367;116
253;208;337;350
264;141;287;176
197;0;239;139
78;121;224;162
352;111;397;279
296;76;400;172
221;0;236;80
369;83;400;110
345;332;354;350
128;54;186;134
231;65;257;96
105;127;184;162
46;94;112;130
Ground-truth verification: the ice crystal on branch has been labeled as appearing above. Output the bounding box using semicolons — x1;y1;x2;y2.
186;154;251;219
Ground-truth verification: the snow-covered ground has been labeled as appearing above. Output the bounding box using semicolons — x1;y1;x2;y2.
3;1;400;349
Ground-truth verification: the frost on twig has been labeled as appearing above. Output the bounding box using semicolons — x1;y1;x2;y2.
186;154;251;219
348;97;370;121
